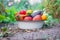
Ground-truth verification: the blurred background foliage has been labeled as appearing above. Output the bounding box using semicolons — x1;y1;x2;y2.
0;0;44;23
42;0;60;27
0;0;60;24
43;0;60;19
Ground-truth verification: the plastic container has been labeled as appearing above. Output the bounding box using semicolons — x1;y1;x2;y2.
18;21;44;29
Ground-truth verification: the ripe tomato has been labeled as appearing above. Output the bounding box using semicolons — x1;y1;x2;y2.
41;15;47;20
20;10;26;15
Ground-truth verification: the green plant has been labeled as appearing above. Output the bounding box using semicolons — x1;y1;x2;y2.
0;1;7;23
0;0;16;23
0;15;6;23
43;0;60;19
1;27;7;32
30;3;44;10
5;6;17;23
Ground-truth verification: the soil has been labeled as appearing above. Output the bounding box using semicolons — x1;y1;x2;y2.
0;23;60;40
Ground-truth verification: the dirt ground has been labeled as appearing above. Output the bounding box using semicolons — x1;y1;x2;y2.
0;24;60;40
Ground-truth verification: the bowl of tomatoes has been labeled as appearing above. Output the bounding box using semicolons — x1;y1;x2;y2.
15;10;47;29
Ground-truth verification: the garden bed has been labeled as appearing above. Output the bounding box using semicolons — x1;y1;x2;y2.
0;23;60;40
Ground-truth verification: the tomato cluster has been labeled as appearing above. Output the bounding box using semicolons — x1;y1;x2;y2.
15;10;47;21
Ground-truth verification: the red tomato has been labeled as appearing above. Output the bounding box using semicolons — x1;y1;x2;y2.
33;15;42;21
24;16;32;21
20;10;26;15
